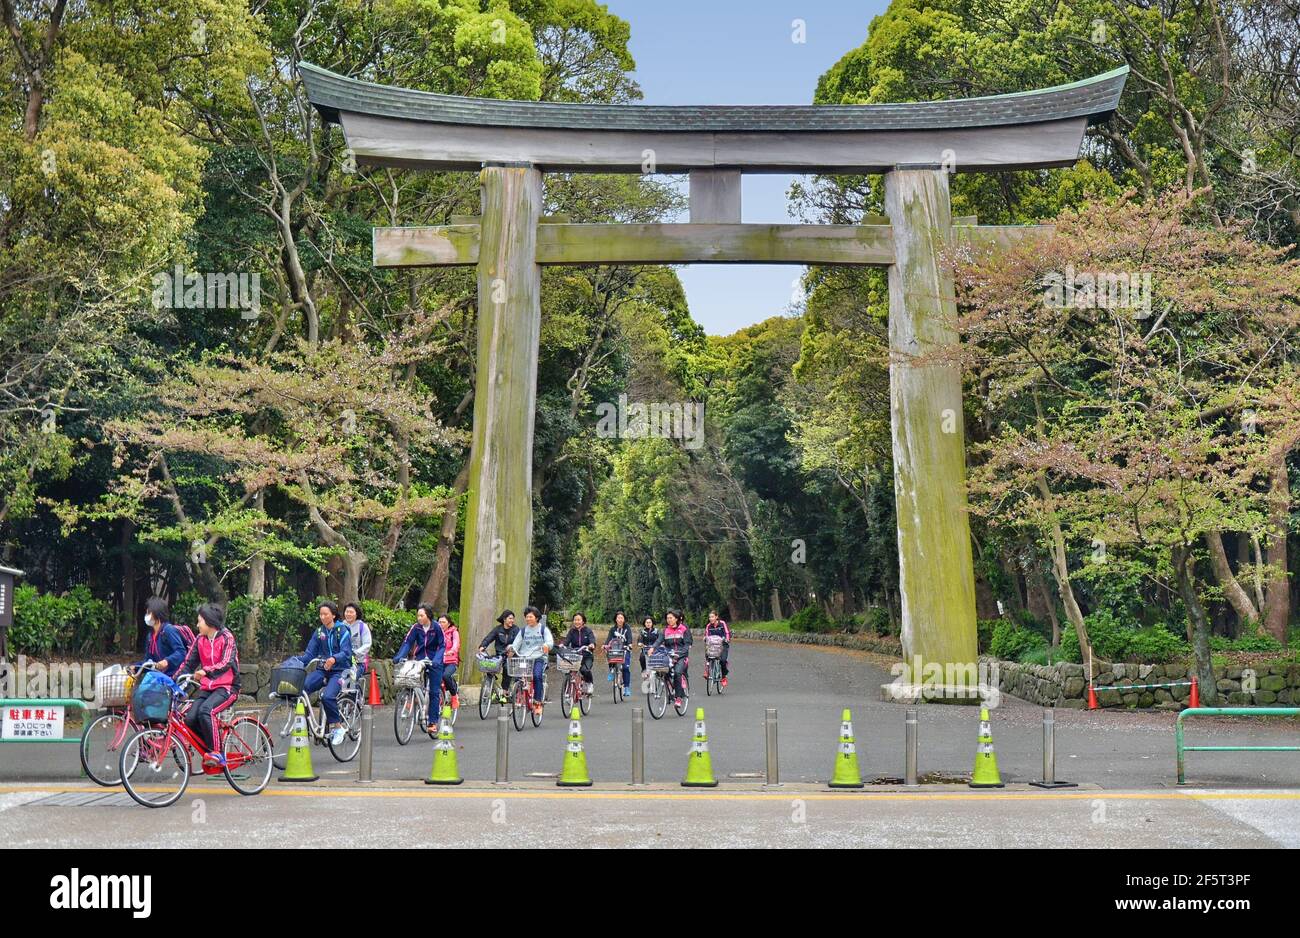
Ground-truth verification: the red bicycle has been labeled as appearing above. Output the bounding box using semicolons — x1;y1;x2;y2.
117;674;274;808
81;666;143;786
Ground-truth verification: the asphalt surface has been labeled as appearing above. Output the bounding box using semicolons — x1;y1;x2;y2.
4;639;1300;789
1;783;1297;848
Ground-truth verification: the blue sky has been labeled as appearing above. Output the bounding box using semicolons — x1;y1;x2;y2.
601;0;890;335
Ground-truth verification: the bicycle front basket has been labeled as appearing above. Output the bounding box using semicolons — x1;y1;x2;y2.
95;668;132;708
506;656;536;679
394;659;428;688
705;636;725;659
556;649;584;673
647;650;671;672
271;665;307;698
477;655;502;674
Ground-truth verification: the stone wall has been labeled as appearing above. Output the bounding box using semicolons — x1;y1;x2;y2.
728;629;904;657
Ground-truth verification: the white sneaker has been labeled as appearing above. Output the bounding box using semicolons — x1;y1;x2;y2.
329;726;347;746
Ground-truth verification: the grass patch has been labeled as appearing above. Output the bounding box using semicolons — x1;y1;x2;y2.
728;620;792;634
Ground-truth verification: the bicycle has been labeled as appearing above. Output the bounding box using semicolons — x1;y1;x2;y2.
81;665;143;786
645;649;690;719
118;673;274;808
604;640;628;704
557;646;593;717
704;635;726;696
505;653;546;731
476;651;507;719
262;658;362;766
393;659;436;744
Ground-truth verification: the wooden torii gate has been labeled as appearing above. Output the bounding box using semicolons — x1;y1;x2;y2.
301;63;1127;688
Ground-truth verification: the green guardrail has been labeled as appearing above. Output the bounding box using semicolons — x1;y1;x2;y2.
1175;707;1300;785
0;698;91;744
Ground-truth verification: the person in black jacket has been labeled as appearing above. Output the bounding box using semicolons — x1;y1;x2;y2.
478;609;519;704
563;612;597;690
637;615;660;678
604;610;634;696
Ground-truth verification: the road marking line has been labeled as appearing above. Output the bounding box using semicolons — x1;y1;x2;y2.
3;784;1300;802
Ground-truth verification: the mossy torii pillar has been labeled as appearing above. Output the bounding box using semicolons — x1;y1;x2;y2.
885;167;979;687
458;164;543;655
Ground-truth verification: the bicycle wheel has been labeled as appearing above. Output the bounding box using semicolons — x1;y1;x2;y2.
222;717;273;795
705;662;714;697
511;681;527;731
579;679;592;715
394;688;417;745
119;727;189;808
330;696;362;762
530;693;543;727
479;674;496;720
80;711;132;786
611;670;622;704
675;676;690;716
648;674;667;719
561;674;577;717
262;697;296;770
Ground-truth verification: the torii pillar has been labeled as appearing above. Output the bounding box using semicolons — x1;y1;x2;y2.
885;167;979;692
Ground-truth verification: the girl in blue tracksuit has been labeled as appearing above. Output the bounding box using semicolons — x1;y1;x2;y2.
302;602;354;744
134;597;187;675
393;603;445;736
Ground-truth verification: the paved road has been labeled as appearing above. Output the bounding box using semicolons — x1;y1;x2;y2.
1;782;1297;848
4;640;1300;788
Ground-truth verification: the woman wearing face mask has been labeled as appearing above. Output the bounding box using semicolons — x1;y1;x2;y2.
439;614;461;713
134;597;188;676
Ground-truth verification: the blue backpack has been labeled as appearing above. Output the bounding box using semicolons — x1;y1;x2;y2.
132;671;180;723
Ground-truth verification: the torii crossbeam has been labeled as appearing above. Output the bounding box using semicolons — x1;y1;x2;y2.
301;63;1128;691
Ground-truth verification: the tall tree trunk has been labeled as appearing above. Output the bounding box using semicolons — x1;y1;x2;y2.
1173;544;1217;706
1205;531;1260;625
119;519;135;654
245;489;266;656
1262;455;1291;643
770;588;783;621
420;460;471;611
1036;474;1092;671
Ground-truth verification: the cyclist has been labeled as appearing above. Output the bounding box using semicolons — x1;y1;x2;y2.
654;609;692;708
343;601;372;688
605;610;633;697
393;603;445;738
704;609;732;688
439;613;461;713
637;610;660;691
563;612;597;697
507;605;553;716
179;604;240;767
478;609;519;704
134;597;187;676
302;602;354;746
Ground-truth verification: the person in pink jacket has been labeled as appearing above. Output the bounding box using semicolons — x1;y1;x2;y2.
178;604;241;767
438;614;461;712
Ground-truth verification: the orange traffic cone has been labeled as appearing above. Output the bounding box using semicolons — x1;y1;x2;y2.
1189;675;1200;709
1087;683;1099;710
368;669;382;706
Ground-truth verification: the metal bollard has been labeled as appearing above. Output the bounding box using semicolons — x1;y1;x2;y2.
765;708;780;786
632;708;645;785
358;704;374;783
495;712;509;784
1030;708;1077;788
904;709;918;786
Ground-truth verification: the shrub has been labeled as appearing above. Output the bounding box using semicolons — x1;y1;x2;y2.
1124;625;1187;662
1059;612;1188;663
864;606;893;636
988;619;1046;660
787;603;834;633
10;584;115;656
977;619;999;654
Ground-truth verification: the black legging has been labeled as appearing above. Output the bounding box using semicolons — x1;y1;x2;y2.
186;687;235;751
578;652;594;684
669;657;689;699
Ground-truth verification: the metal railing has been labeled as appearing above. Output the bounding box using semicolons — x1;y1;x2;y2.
1175;707;1300;784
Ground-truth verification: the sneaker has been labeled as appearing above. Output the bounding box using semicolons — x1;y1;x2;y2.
451;695;460;710
624;686;632;696
201;751;227;768
674;698;683;708
606;672;614;682
329;726;347;746
583;682;593;695
721;677;728;687
532;702;543;715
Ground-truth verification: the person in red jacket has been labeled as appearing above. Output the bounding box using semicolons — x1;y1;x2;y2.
704;610;732;687
179;604;240;767
439;614;461;713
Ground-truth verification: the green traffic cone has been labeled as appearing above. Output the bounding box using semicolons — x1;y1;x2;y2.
682;707;718;788
829;708;865;788
279;699;319;783
558;705;593;787
969;706;1004;788
425;704;464;785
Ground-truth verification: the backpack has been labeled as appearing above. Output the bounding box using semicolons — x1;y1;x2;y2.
171;623;197;657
